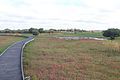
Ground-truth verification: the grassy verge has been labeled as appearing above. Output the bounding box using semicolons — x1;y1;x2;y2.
24;33;120;80
0;36;25;54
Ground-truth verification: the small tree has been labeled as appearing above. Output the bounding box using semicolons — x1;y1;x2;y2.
32;30;39;36
29;28;39;35
103;28;120;40
29;28;35;33
38;28;44;33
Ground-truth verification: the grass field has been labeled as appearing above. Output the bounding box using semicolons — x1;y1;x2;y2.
0;36;25;54
59;32;104;38
24;33;120;80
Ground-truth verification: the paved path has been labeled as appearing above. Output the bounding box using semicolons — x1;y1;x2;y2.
0;37;34;80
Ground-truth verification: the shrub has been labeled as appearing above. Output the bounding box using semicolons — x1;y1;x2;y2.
32;30;39;36
103;28;120;40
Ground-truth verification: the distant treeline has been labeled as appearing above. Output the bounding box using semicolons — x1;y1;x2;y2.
0;28;87;34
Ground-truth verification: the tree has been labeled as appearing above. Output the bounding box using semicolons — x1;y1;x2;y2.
103;28;120;40
32;30;39;36
29;28;35;33
4;28;12;33
38;28;44;33
28;28;39;36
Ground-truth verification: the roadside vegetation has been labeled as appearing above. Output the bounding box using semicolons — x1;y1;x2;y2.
24;33;120;80
0;36;25;54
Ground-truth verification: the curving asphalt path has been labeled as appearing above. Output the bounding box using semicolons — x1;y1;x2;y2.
0;37;34;80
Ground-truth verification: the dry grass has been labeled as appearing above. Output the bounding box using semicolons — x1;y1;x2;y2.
103;41;120;52
24;34;120;80
0;36;24;53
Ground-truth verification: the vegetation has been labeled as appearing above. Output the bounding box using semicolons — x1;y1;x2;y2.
24;33;120;80
0;28;92;34
28;28;39;35
0;36;25;54
0;29;29;33
32;30;39;36
61;32;103;38
38;28;44;33
103;28;120;40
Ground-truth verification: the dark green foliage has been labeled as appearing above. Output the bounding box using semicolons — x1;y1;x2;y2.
103;28;120;40
4;29;12;33
38;28;44;33
29;28;35;33
0;29;29;33
28;28;39;36
32;30;39;36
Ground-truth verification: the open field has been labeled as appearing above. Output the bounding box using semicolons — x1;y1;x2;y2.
59;32;104;38
24;33;120;80
0;33;33;37
0;36;25;54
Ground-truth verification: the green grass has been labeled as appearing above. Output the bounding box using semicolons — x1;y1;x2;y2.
21;33;33;37
0;36;25;54
0;33;33;37
24;33;120;80
0;33;33;54
59;32;104;38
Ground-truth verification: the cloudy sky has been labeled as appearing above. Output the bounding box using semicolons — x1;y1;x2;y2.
0;0;120;30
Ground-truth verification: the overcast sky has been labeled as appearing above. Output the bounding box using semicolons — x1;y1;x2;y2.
0;0;120;30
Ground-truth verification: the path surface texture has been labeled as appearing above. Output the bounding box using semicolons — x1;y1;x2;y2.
0;37;34;80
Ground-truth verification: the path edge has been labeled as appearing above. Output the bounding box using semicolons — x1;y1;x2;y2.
0;41;21;57
21;38;35;80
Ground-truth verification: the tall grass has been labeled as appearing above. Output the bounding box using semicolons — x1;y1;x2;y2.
24;34;120;80
103;41;120;53
0;36;25;54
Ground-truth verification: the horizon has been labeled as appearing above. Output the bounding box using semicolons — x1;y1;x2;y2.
0;0;120;30
1;28;119;31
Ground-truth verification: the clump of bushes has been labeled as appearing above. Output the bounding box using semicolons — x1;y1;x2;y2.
29;28;39;36
103;28;120;40
32;30;39;36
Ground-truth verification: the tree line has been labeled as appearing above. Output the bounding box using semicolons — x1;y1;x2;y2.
0;28;87;35
0;28;120;40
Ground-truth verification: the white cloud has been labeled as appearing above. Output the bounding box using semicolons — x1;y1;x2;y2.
83;0;120;10
0;0;120;30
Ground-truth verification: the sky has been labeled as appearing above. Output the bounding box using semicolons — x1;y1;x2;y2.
0;0;120;30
